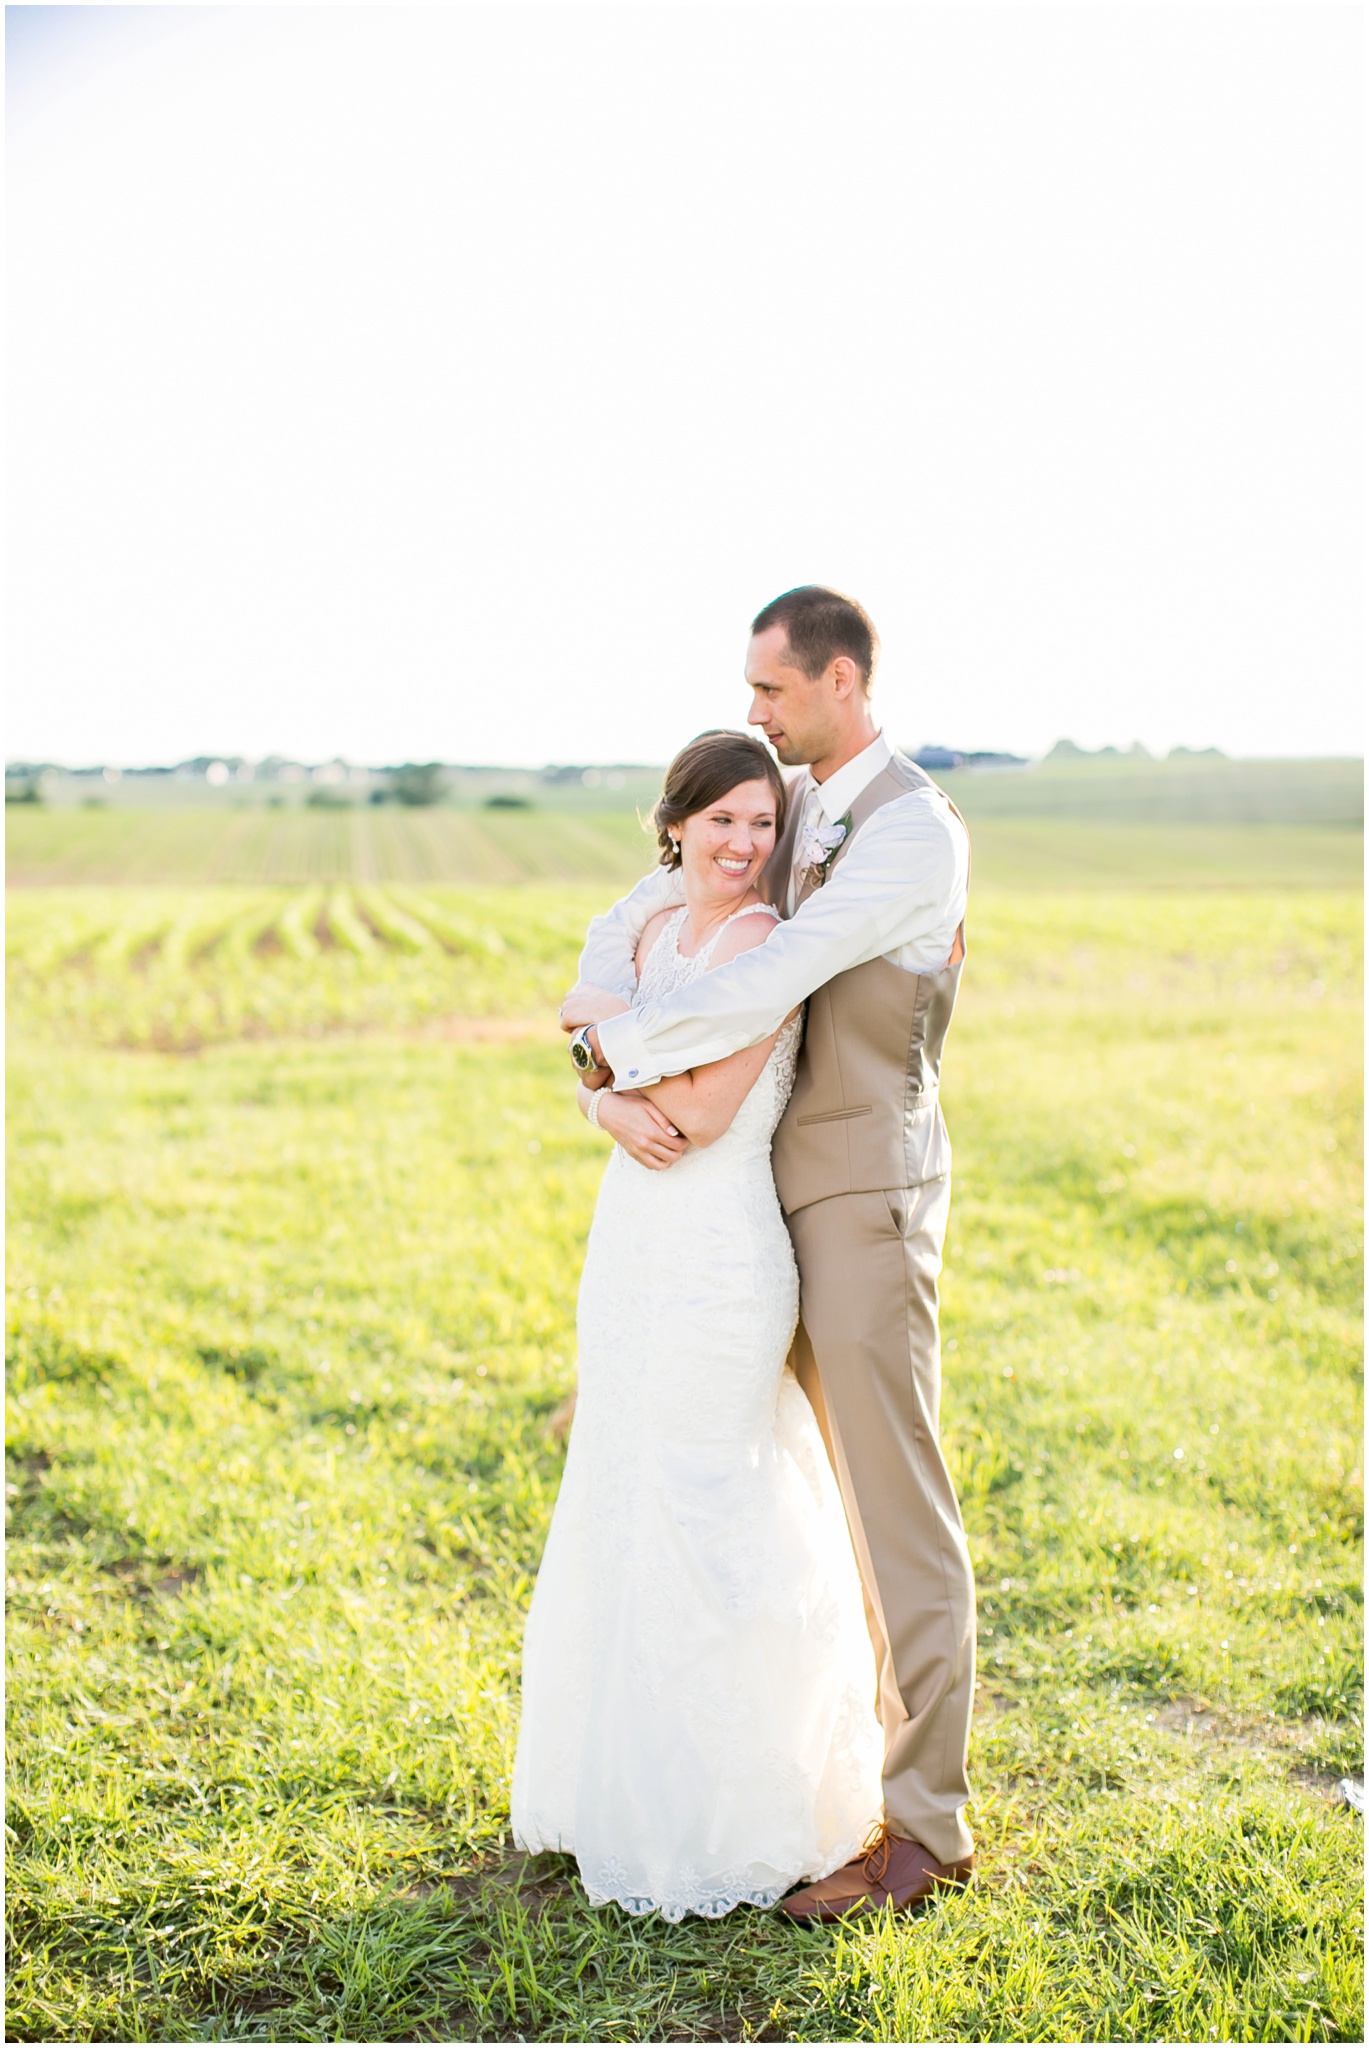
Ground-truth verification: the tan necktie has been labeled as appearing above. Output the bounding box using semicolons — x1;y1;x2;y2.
787;781;821;916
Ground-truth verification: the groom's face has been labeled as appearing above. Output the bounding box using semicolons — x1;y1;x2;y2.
744;626;841;768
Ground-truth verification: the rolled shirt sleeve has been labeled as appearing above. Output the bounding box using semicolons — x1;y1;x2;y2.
599;786;969;1088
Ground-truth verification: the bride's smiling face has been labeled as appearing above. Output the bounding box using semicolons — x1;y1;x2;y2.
677;778;779;906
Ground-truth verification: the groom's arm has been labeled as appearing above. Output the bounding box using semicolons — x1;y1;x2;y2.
597;788;968;1088
572;865;686;1001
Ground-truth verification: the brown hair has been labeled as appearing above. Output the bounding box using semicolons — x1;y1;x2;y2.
653;730;787;870
750;585;879;691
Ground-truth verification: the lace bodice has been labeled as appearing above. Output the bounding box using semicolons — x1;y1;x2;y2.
631;904;801;1165
635;901;776;1001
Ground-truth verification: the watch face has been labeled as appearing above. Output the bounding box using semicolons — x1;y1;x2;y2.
571;1035;592;1070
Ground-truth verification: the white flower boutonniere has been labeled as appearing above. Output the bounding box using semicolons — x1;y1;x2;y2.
799;811;852;893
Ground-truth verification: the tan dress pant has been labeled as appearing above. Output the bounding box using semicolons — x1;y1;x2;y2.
787;1176;976;1867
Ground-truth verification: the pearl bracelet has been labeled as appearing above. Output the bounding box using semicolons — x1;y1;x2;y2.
584;1086;603;1128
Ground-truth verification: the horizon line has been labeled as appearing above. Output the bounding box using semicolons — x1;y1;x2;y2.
7;746;1365;777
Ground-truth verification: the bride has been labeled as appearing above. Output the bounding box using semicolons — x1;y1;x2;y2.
511;729;883;1921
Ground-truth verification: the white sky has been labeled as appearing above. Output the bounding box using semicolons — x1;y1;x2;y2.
7;0;1363;768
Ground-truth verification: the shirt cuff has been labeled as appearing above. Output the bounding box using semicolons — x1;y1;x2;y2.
598;1011;657;1090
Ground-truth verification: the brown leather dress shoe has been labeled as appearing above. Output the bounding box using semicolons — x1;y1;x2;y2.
779;1824;974;1923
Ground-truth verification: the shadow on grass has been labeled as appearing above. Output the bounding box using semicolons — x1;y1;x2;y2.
183;1851;814;2044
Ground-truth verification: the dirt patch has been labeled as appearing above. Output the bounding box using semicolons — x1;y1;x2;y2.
973;1691;1355;1804
405;1847;576;1917
416;1016;559;1044
1152;1697;1352;1797
1152;1698;1222;1737
100;1555;201;1602
9;1447;54;1477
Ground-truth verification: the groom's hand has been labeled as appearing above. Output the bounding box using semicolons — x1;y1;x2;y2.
559;984;627;1033
558;987;589;1033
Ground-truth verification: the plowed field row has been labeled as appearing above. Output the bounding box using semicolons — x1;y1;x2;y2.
5;885;604;1051
5;805;656;887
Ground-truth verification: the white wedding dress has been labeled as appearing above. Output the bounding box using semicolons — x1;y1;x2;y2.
511;904;883;1920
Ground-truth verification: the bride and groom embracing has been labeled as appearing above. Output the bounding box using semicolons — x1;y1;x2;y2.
511;585;977;1925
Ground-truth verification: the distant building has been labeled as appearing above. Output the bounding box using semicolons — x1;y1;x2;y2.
909;747;1028;772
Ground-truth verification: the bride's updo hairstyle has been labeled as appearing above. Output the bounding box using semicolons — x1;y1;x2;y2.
653;730;787;871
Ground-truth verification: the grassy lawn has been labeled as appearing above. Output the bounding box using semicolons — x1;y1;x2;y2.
5;872;1363;2041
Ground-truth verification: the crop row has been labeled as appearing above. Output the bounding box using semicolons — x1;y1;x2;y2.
5;803;658;888
9;881;1360;1056
8;885;535;970
6;886;603;1051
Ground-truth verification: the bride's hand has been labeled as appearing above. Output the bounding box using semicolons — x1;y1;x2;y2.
595;1090;688;1170
559;983;630;1033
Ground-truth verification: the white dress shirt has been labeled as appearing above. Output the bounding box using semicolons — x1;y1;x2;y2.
584;733;969;1089
786;732;892;913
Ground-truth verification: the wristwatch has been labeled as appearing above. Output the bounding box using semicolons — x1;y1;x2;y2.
569;1026;602;1074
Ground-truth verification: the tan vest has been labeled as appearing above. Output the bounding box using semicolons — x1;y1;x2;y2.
768;752;967;1216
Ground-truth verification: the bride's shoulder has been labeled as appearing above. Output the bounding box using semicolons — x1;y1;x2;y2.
710;901;781;967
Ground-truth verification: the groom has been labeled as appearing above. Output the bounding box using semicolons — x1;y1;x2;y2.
562;586;976;1918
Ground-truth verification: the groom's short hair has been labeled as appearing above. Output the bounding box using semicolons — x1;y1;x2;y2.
750;586;879;691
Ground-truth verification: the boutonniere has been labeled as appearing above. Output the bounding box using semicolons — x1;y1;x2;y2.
798;811;852;893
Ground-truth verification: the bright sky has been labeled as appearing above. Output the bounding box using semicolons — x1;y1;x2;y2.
7;1;1363;768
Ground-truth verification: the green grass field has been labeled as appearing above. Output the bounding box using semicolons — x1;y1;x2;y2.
5;814;1364;2041
7;753;1362;892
